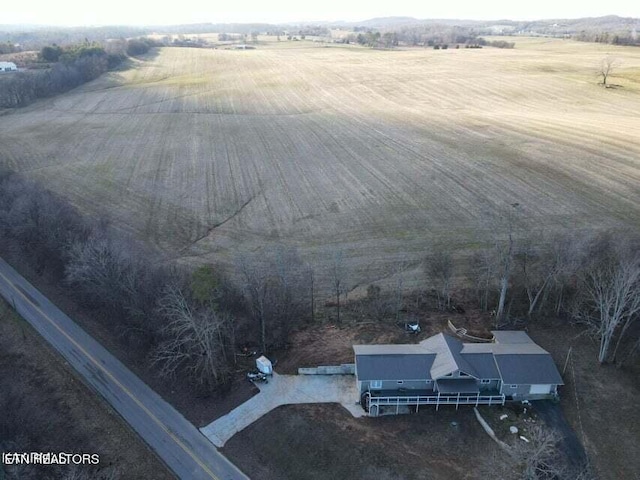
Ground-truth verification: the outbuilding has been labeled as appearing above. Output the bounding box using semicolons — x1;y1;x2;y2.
0;62;17;72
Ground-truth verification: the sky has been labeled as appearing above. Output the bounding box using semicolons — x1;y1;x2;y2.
2;0;639;26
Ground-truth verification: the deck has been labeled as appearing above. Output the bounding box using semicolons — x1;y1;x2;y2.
364;390;505;416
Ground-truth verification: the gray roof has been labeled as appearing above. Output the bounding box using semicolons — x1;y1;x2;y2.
354;331;563;386
355;354;435;381
461;353;500;379
494;354;564;385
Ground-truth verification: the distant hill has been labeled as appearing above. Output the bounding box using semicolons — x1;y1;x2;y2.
345;14;640;34
2;15;640;48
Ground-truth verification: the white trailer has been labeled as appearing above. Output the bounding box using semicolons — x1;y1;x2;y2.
256;356;273;375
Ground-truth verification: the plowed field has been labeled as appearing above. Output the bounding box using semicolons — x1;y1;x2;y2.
2;38;640;287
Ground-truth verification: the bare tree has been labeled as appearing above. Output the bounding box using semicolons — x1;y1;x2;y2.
330;250;348;325
392;275;405;322
492;203;523;322
576;249;640;364
471;249;496;312
426;251;454;311
237;247;310;352
308;267;316;323
598;55;620;87
237;256;271;354
271;246;309;343
512;425;563;480
65;232;168;342
515;234;574;318
365;284;391;320
546;235;585;315
65;234;133;309
154;284;234;388
481;425;564;480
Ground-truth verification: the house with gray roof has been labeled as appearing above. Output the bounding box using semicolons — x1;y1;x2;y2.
354;331;563;416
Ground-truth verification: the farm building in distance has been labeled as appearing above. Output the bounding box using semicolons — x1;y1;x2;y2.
0;62;17;72
354;331;563;416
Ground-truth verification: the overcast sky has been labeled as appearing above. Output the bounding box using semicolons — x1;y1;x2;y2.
3;0;640;26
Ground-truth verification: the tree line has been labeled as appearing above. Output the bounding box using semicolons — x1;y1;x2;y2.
574;30;640;46
344;27;513;50
0;172;637;392
420;206;640;366
0;171;313;391
0;38;159;108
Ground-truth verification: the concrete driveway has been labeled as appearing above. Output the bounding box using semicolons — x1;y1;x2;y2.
201;372;364;447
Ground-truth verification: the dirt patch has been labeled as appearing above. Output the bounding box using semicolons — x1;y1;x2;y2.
223;403;502;480
275;304;493;375
0;300;173;480
274;323;407;374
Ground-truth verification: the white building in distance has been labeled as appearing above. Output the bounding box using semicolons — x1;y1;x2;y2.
0;62;18;72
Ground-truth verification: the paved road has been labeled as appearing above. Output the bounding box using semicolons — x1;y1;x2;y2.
202;372;363;447
0;258;248;480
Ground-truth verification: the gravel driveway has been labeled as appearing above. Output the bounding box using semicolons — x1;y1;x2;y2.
535;400;588;469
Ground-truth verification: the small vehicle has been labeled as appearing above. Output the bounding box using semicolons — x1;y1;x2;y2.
405;322;421;334
246;371;269;383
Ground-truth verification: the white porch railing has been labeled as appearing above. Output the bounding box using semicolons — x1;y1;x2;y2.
365;392;505;416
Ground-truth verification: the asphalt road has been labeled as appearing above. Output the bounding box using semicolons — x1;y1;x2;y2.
0;258;248;480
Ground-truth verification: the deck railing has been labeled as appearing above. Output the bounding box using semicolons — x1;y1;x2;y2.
365;391;505;416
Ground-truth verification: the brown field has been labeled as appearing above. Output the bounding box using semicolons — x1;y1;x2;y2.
2;38;640;288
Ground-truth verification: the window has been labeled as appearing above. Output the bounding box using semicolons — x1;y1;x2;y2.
481;379;491;384
425;380;432;384
397;380;404;385
370;380;382;389
510;384;518;389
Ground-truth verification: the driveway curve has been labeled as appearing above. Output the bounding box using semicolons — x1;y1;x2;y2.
201;372;363;447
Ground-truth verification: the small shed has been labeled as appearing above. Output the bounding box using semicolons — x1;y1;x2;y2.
0;62;17;72
256;356;273;375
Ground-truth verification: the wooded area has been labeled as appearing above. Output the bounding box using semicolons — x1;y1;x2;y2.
0;38;157;108
0;171;638;392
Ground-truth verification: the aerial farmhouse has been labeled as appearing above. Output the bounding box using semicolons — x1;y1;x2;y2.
354;331;563;416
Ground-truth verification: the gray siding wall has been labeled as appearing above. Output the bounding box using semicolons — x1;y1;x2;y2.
501;384;559;398
479;379;500;392
359;379;432;394
501;384;530;396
